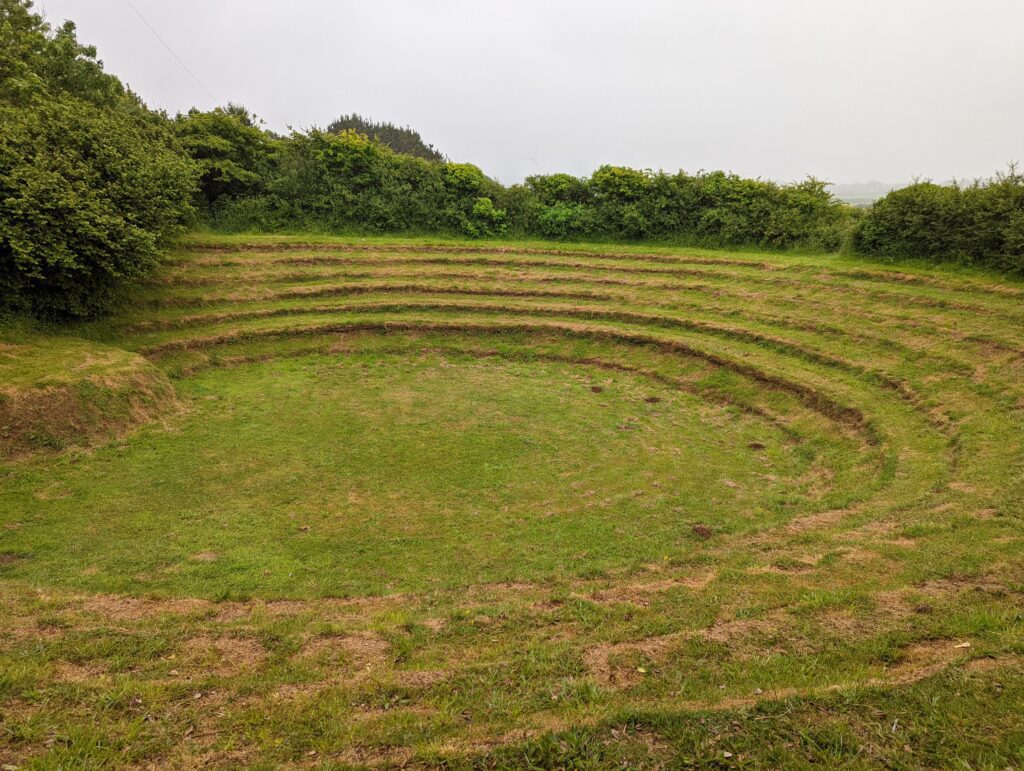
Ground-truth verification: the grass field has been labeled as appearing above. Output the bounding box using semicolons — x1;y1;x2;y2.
2;235;1023;769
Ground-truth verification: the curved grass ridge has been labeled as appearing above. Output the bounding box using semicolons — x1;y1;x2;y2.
2;236;1023;768
0;334;178;460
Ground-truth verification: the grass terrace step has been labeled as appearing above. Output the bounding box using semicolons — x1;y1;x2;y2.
1;235;1022;768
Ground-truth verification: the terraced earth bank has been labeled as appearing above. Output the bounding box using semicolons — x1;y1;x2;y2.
1;236;1023;768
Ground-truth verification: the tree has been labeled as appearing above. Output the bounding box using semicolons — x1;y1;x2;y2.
326;113;444;161
175;104;276;209
0;0;198;318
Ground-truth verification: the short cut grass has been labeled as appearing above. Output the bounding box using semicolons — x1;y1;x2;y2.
1;235;1022;768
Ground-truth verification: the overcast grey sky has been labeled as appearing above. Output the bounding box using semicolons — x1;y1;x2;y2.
37;0;1024;184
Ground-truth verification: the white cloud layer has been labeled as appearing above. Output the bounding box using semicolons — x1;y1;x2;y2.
37;0;1024;184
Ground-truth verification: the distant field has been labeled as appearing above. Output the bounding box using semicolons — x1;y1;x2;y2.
2;236;1022;768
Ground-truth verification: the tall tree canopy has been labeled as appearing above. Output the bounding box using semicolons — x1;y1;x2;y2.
326;113;444;161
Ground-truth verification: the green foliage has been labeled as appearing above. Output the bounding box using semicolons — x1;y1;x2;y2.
326;112;444;161
537;202;596;239
210;136;853;249
0;0;124;108
196;108;853;250
468;196;506;237
264;128;442;230
217;128;500;236
174;103;275;210
856;182;962;260
506;168;850;248
855;167;1024;273
0;98;198;318
444;161;486;194
526;172;591;206
590;164;651;201
0;0;197;319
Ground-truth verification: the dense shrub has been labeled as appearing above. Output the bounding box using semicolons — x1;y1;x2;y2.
215;129;500;236
0;0;197;319
1;99;198;318
525;173;592;207
185;106;856;250
174;104;276;210
536;202;597;239
500;169;849;249
468;197;507;237
327;113;444;161
855;168;1024;273
855;182;962;261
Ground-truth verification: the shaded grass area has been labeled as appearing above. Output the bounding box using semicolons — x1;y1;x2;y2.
2;234;1023;767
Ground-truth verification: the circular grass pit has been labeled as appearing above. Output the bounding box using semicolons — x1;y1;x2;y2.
2;238;1022;767
1;341;829;597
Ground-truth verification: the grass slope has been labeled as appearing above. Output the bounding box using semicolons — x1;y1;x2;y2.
1;235;1022;768
0;327;177;460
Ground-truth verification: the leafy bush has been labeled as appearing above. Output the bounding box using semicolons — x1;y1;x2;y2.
1;98;198;317
517;169;848;248
174;104;276;210
855;168;1024;273
525;173;591;206
536;202;596;240
855;182;961;260
468;197;506;237
213;128;501;236
0;0;197;319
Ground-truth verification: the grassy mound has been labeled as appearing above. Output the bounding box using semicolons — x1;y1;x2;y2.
0;328;178;460
1;236;1022;768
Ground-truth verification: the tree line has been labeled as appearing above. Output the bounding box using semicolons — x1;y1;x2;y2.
325;114;444;161
2;0;1022;319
